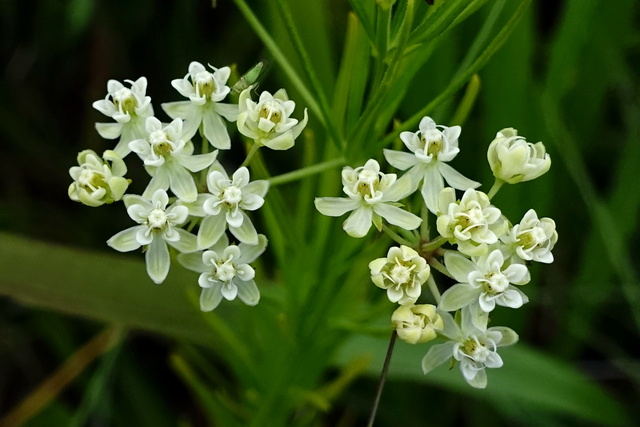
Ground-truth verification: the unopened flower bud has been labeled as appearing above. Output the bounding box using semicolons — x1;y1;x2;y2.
392;304;443;344
487;128;551;184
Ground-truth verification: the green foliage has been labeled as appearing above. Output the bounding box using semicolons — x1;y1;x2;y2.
1;0;639;425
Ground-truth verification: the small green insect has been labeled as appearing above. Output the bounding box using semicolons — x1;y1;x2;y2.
231;61;269;94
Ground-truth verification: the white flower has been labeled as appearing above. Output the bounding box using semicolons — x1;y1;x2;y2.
93;77;154;157
501;209;558;263
162;62;238;150
392;304;443;344
369;245;430;305
194;165;269;248
487;128;551;184
421;310;518;389
439;250;530;330
129;117;217;203
237;88;308;150
177;234;267;311
314;159;421;238
436;187;505;256
107;189;197;284
383;116;479;214
68;150;129;207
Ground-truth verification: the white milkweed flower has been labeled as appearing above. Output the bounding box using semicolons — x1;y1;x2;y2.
439;250;530;330
501;209;558;264
314;159;421;238
487;128;551;184
177;234;267;311
369;245;430;305
237;87;308;150
383;116;480;214
421;310;518;389
162;62;238;150
129;117;217;203
436;187;505;256
68;149;130;207
194;165;269;248
392;304;443;344
107;189;197;284
93;77;154;157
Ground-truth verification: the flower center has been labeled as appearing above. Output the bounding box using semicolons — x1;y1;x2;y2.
259;100;283;124
147;208;169;230
388;259;415;285
78;169;105;191
356;169;381;198
215;259;237;282
518;227;545;249
461;336;490;362
457;205;484;231
112;88;137;115
221;185;243;207
195;71;216;98
150;130;174;157
421;129;444;157
481;271;509;294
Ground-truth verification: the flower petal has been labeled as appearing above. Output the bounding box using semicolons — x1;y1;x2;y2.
197;214;227;250
421;166;444;214
146;236;170;284
177;251;208;273
438;162;480;190
107;226;144;252
383;149;419;170
168;163;197;203
167;228;198;253
422;342;455;374
439;283;480;311
343;206;373;238
235;278;260;306
444;252;476;283
314;197;359;217
237;234;268;264
229;212;259;245
203;110;231;150
200;285;224;311
373;203;421;231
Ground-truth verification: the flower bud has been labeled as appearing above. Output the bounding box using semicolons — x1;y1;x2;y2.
392;304;443;344
68;150;130;207
487;128;551;184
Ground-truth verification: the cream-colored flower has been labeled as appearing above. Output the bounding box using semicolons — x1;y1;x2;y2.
487;128;551;184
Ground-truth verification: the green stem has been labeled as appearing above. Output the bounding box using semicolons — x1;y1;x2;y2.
241;143;261;168
268;157;345;186
487;178;505;200
366;330;397;427
382;224;413;246
421;235;446;252
427;275;441;304
429;257;452;279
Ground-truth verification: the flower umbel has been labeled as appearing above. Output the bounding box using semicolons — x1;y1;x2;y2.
315;159;421;238
107;189;197;284
68;149;129;207
370;245;430;305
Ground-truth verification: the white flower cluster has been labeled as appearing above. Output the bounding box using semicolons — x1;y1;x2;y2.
69;61;307;311
315;118;556;388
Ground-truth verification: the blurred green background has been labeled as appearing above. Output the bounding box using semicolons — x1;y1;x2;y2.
1;0;640;425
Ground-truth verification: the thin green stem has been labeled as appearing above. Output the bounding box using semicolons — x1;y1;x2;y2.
427;275;441;304
366;330;397;427
241;143;261;168
487;178;505;200
382;224;413;246
268;157;345;186
429;257;452;279
421;235;446;252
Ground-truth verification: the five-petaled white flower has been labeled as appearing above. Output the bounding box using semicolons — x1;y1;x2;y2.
162;62;238;150
129;117;217;203
192;165;269;248
392;304;443;344
369;245;430;305
68;149;129;207
500;209;558;264
439;250;530;330
436;187;505;256
177;234;267;311
487;128;551;184
93;77;154;157
237;88;308;150
421;310;518;389
107;189;197;284
314;159;421;238
384;116;479;214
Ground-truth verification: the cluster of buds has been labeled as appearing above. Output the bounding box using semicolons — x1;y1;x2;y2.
69;61;307;311
315;118;556;388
